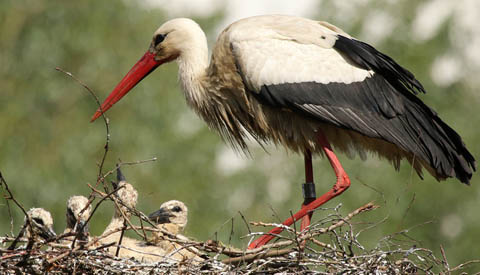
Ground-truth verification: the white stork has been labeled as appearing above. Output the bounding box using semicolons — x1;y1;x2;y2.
148;200;205;262
91;15;476;249
22;208;56;241
64;195;91;243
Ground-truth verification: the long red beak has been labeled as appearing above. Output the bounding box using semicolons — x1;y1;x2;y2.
91;51;162;122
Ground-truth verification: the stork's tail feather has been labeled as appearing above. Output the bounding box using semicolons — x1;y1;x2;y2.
334;35;475;184
401;99;476;185
429;115;476;184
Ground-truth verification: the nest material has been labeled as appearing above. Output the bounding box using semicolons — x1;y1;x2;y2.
2;202;474;274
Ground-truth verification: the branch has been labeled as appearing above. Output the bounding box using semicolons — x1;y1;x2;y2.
55;67;110;188
0;172;35;251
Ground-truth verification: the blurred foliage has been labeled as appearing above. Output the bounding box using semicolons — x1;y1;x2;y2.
0;0;478;272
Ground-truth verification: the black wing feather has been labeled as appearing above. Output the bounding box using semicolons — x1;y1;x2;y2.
334;35;425;95
251;36;475;184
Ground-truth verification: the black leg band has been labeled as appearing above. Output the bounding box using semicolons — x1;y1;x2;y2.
302;182;316;201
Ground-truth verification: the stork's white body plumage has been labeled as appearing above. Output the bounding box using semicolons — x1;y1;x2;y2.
226;17;372;89
92;15;475;249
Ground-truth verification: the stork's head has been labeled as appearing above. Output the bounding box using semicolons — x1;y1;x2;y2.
66;196;91;241
91;18;206;122
148;200;188;233
24;208;56;240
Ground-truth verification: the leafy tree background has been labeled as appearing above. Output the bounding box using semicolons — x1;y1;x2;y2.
1;0;478;272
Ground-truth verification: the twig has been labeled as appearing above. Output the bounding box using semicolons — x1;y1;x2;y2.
91;158;157;194
0;173;30;229
246;202;379;255
115;220;128;257
47;225;129;265
222;248;292;265
55;67;110;188
69;185;125;250
238;211;251;234
440;245;450;274
289;210;302;253
449;259;480;272
398;193;416;230
0;172;36;251
4;200;477;274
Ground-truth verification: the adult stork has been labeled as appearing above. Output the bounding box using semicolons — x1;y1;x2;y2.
91;15;476;249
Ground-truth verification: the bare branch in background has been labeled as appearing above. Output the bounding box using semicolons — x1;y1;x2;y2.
55;67;110;188
0;172;35;251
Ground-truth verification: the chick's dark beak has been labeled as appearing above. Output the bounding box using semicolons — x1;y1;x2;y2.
77;220;89;241
40;226;57;240
148;207;172;224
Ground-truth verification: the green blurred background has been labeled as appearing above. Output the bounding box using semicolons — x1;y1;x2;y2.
1;0;479;272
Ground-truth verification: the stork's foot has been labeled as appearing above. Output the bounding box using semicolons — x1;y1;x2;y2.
247;131;351;250
248;174;350;249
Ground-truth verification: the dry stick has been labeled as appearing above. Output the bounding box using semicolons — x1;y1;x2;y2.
0;172;37;251
6;225;27;251
115;220;128;257
55;67;112;250
138;214;148;242
81;158;158;241
68;185;125;251
222;248;292;265
95;158;158;190
238;211;252;234
5;198;14;237
92;180;145;240
289;210;302;253
54;67;110;187
69;186;122;249
310;238;345;256
228;217;234;246
197;202;380;260
89;180;153;241
48;223;149;266
440;245;450;274
46;226;126;265
247;202;378;255
0;174;29;220
398;193;416;231
449;259;480;272
84;185;125;227
110;196;143;239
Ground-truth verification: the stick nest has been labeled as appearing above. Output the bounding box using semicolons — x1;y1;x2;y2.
2;202;475;274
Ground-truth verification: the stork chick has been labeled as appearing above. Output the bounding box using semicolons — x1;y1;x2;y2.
7;208;56;250
148;200;204;262
148;200;188;237
23;208;56;241
64;195;91;243
100;169;138;245
97;167;165;262
99;179;173;262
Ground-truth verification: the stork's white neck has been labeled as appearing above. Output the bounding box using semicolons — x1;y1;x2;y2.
102;209;128;237
176;30;209;108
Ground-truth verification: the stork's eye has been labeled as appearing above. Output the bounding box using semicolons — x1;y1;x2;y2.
172;206;182;212
154;34;166;46
33;217;44;225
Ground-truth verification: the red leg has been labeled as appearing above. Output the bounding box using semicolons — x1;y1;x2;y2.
248;131;350;249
